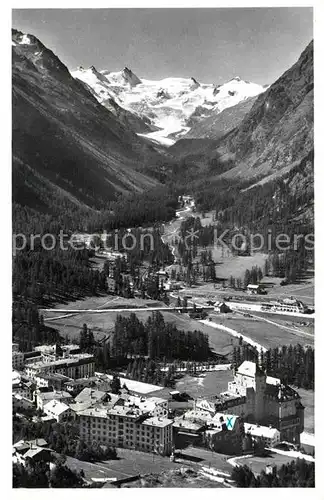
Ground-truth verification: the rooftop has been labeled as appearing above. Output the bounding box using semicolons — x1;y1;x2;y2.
12;371;21;385
38;390;72;401
76;394;166;420
237;360;257;377
36;372;72;382
27;353;94;370
104;374;163;395
237;362;281;385
142;417;173;428
244;423;279;438
77;406;111;419
266;375;281;386
183;409;212;423
43;399;71;416
65;376;99;387
23;447;49;459
75;387;106;403
13;438;48;451
173;419;205;431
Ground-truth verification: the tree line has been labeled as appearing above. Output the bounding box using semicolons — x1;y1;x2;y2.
13;417;117;462
232;342;314;390
78;312;212;370
231;459;314;487
110;311;212;363
13;302;62;352
13;459;85;488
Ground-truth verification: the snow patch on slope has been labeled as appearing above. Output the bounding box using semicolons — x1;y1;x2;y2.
20;34;32;45
73;67;266;146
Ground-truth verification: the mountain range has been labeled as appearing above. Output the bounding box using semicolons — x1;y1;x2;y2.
12;28;313;223
73;66;266;145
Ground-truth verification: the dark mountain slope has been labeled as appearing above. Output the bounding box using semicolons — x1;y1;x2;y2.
12;29;163;213
171;41;313;189
216;40;313;182
184;95;258;140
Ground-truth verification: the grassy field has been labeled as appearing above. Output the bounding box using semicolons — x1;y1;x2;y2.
66;447;227;488
296;388;314;434
211;248;268;280
260;276;314;304
175;446;235;472
125;467;225;488
235;453;299;476
175;370;232;399
42;294;238;355
43;293;313;353
208;312;314;349
65;447;182;484
42;295;167;342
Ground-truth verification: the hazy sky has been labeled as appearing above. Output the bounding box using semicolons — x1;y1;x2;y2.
12;8;313;85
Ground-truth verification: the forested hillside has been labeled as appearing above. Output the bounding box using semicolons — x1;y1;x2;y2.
12;28;170;216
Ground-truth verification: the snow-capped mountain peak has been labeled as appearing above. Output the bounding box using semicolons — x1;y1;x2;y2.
190;77;200;89
72;66;266;145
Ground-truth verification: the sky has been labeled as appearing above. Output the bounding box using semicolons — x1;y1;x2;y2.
12;8;313;85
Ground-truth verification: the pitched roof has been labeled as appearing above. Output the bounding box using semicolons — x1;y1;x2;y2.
23;447;48;459
266;375;281;386
143;417;173;428
237;361;256;377
244;423;279;439
38;390;72;401
75;387;106;403
13;438;48;452
43;399;71;416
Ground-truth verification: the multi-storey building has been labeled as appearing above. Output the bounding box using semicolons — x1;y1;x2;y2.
43;399;75;423
34;389;73;410
244;423;280;448
195;361;304;444
34;372;72;390
261;298;308;314
25;353;95;380
77;397;173;455
205;413;245;455
196;392;246;417
12;350;24;370
227;361;304;443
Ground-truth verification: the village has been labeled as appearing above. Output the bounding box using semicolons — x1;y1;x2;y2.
12;335;315;487
12;195;315;487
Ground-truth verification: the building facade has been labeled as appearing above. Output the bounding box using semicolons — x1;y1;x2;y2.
43;400;75;423
25;353;95;380
244;423;280;448
228;361;304;443
204;413;245;455
78;405;173;455
12;351;24;370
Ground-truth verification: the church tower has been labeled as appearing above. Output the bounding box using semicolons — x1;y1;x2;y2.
254;362;267;422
